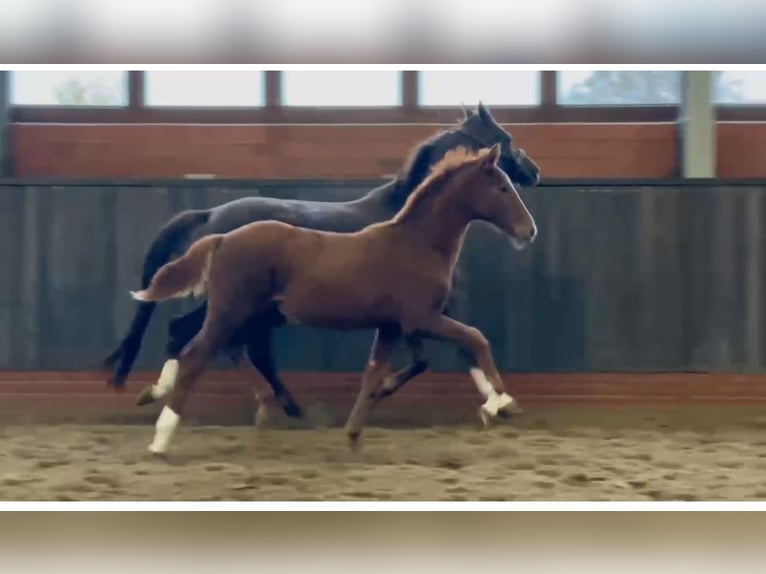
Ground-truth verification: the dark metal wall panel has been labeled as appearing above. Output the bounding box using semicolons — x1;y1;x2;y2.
0;180;764;374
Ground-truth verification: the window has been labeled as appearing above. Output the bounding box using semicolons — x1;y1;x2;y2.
714;71;766;104
281;71;401;107
418;71;540;107
144;71;265;107
10;71;128;106
557;71;682;105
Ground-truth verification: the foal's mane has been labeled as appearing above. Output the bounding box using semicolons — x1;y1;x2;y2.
392;146;488;223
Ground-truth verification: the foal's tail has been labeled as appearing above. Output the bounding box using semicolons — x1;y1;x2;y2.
131;235;225;303
102;209;211;388
103;210;210;388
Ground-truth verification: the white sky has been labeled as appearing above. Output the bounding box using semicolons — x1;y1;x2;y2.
10;71;128;105
281;71;400;107
9;70;766;106
145;71;264;106
418;71;539;106
558;71;766;103
714;71;766;102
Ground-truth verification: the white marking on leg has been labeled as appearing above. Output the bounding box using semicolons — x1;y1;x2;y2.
497;392;516;411
481;391;502;416
150;359;179;399
470;367;495;399
471;368;518;417
148;405;181;454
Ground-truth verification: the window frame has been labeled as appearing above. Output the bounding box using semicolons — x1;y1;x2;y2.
7;71;688;124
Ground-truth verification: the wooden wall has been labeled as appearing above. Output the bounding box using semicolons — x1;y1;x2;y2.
11;123;679;179
10;121;765;180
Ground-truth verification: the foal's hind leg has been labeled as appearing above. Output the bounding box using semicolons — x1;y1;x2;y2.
371;335;428;408
137;303;207;407
344;325;401;450
148;332;218;455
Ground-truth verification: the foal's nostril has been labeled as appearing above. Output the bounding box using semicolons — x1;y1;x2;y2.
528;227;537;240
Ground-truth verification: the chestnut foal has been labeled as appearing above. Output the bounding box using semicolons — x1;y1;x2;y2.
131;144;537;455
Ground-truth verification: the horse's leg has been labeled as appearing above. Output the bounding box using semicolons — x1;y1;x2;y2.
370;278;500;412
370;268;470;400
147;328;221;456
245;325;303;419
136;303;208;407
344;325;402;450
418;315;521;428
370;334;428;408
443;273;519;419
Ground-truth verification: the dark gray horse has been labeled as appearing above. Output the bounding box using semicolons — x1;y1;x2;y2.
103;103;541;422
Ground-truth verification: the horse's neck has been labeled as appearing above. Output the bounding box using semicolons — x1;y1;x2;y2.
354;180;411;212
396;202;470;263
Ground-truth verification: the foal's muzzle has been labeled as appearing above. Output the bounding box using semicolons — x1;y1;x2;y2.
510;224;537;251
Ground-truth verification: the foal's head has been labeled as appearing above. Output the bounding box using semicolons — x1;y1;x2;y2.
425;145;537;249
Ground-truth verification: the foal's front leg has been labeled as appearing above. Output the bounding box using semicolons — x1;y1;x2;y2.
443;281;520;420
370;287;515;422
418;315;521;428
344;326;402;450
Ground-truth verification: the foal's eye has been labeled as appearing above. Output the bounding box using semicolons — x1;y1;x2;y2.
499;185;509;193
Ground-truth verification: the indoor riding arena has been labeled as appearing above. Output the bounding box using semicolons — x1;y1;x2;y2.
3;69;766;501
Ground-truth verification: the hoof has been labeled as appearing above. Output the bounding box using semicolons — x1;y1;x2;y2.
147;448;168;462
347;431;362;452
281;399;304;419
479;406;493;429
498;403;524;418
106;377;126;392
254;405;271;429
497;396;524;418
136;388;156;407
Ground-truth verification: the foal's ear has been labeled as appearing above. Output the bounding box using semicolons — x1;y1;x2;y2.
484;143;501;165
462;103;474;120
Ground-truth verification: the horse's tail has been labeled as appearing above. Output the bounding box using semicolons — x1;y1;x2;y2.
131;235;224;304
103;209;211;388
